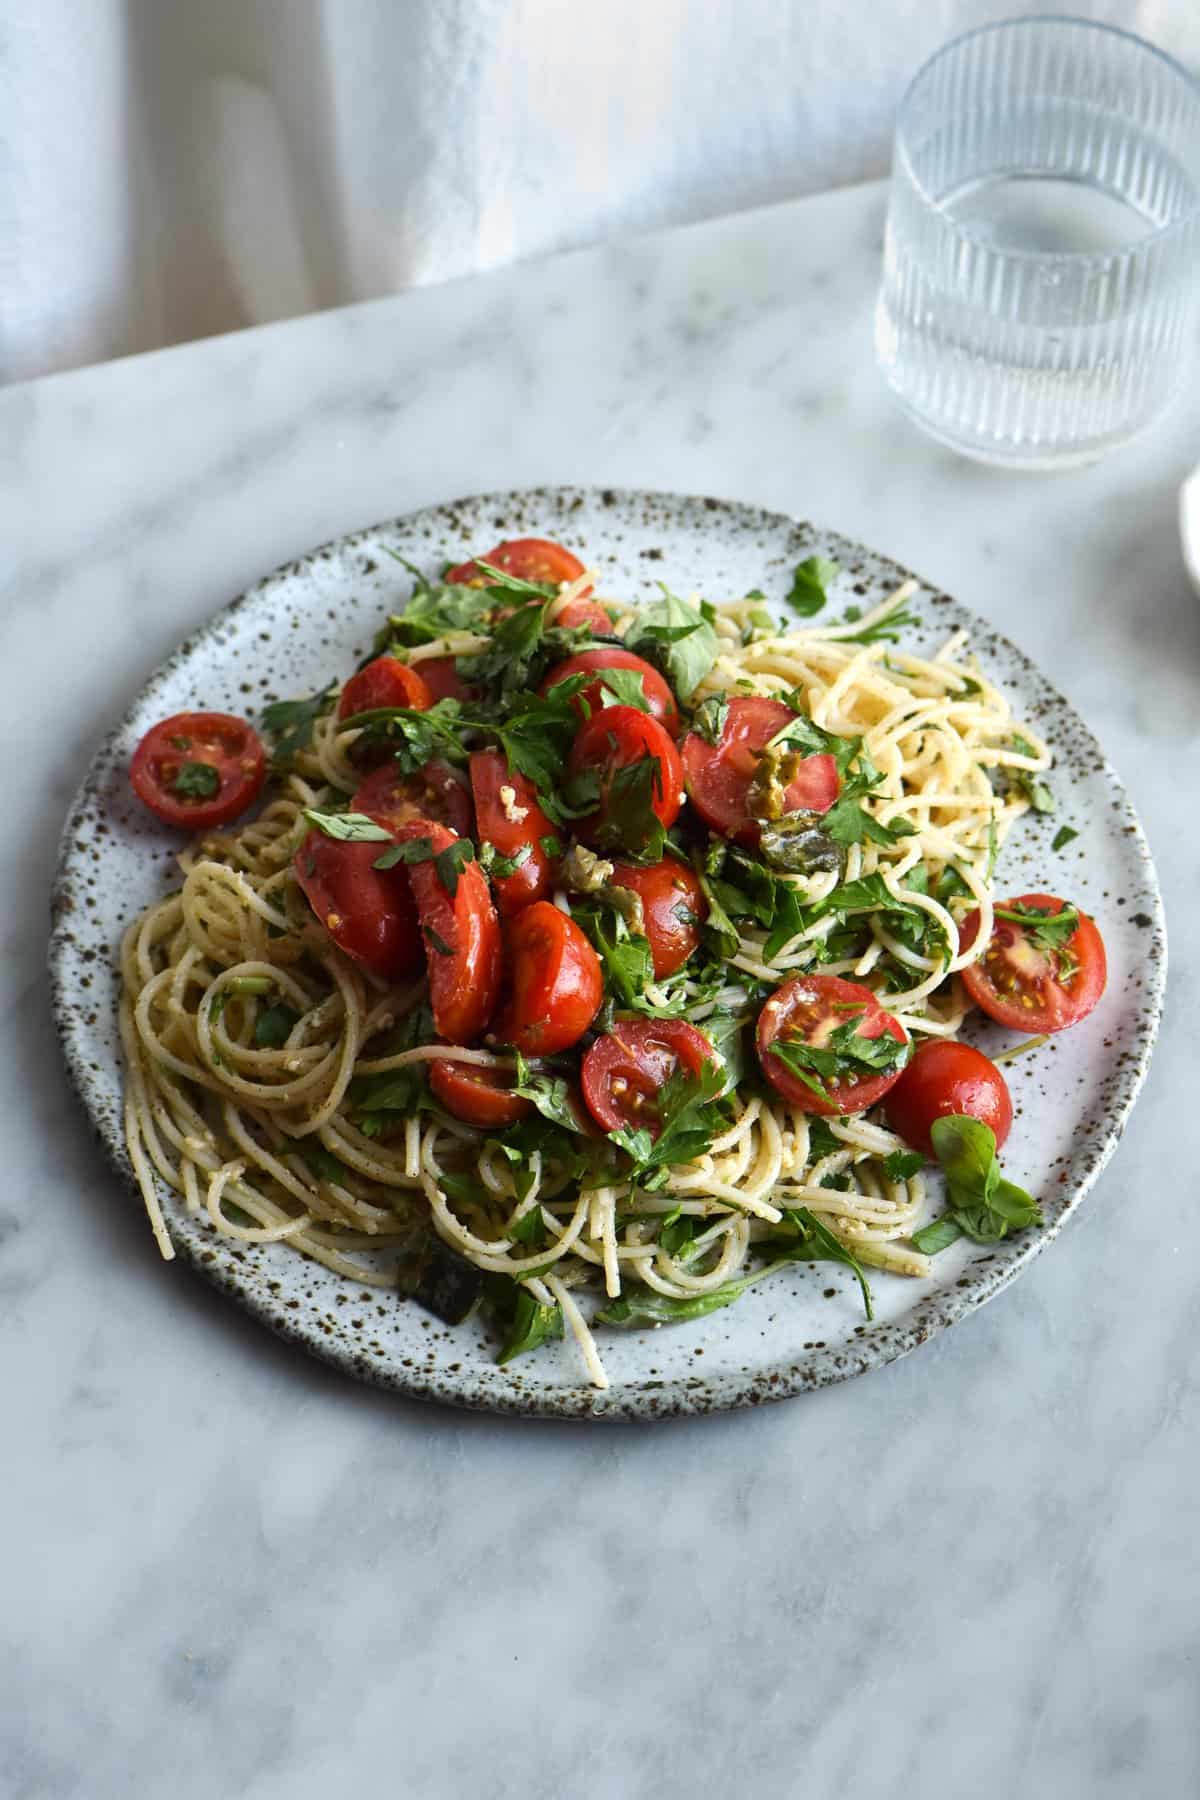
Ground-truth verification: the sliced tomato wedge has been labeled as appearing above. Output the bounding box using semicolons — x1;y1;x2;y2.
884;1039;1012;1156
960;892;1106;1032
493;901;603;1055
469;749;558;916
391;821;501;1043
608;859;706;978
541;648;681;735
352;759;474;838
555;598;613;632
447;537;589;591
338;656;432;722
428;1058;532;1127
568;706;684;855
581;1019;716;1136
756;974;909;1116
681;696;839;847
293;831;422;982
418;655;479;705
131;712;267;831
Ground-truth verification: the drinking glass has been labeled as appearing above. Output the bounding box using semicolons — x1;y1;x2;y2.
875;17;1200;467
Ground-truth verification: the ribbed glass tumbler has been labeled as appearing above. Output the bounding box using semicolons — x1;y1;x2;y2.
875;17;1200;467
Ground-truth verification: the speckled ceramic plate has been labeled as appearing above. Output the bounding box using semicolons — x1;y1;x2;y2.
50;488;1165;1420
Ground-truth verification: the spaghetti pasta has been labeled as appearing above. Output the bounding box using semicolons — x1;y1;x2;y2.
118;555;1051;1385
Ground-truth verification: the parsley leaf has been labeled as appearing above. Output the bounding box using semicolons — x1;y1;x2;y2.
883;1149;925;1181
608;1058;727;1188
1009;733;1054;814
786;555;839;617
776;1206;874;1318
767;1013;909;1103
171;761;221;800
1051;824;1079;852
479;840;532;880
373;834;475;897
625;586;719;699
596;667;652;713
836;600;920;644
302;809;391;842
261;682;337;760
339;697;471;773
493;1282;564;1365
572;896;655;1008
511;1050;587;1134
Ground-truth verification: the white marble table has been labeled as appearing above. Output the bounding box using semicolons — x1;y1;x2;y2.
3;178;1196;1800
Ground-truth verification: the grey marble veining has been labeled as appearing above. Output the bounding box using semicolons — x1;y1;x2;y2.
2;180;1197;1800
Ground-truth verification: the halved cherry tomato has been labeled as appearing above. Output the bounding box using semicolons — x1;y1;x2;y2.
756;974;909;1116
293;831;422;982
555;598;613;633
338;656;432;722
884;1039;1012;1156
131;712;267;831
568;706;684;854
608;859;706;978
428;1058;532;1127
417;655;478;704
581;1019;716;1136
391;821;501;1043
960;893;1106;1033
447;536;589;590
469;749;558;916
681;696;839;847
541;648;681;735
493;901;603;1055
352;759;474;838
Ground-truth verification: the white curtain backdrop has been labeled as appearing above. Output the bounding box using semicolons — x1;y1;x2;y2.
2;0;1198;384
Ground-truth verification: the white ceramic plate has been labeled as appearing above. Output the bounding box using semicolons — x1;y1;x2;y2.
49;488;1166;1419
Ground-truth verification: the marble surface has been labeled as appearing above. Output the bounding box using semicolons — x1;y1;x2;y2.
2;178;1197;1799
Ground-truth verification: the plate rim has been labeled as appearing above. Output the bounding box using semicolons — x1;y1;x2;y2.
48;484;1169;1420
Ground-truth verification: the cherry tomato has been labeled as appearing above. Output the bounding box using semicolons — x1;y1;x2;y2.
131;712;267;831
960;893;1106;1033
352;759;474;838
392;821;501;1043
469;749;558;916
681;696;839;847
884;1039;1013;1156
428;1058;532;1127
541;648;681;735
493;901;603;1055
338;656;432;722
293;831;422;982
417;655;478;704
568;706;684;854
756;974;909;1116
447;537;589;590
555;598;613;633
608;859;706;978
581;1019;716;1136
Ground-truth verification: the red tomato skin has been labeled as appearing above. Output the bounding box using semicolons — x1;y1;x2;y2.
960;893;1106;1033
131;712;268;831
293;831;423;982
568;706;685;850
756;974;909;1116
468;749;558;916
681;696;839;846
351;759;474;838
884;1039;1013;1156
418;655;479;704
608;859;706;978
581;1019;715;1135
338;657;432;722
392;821;501;1043
541;649;682;735
428;1059;532;1127
447;537;589;590
555;599;613;632
493;902;603;1055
